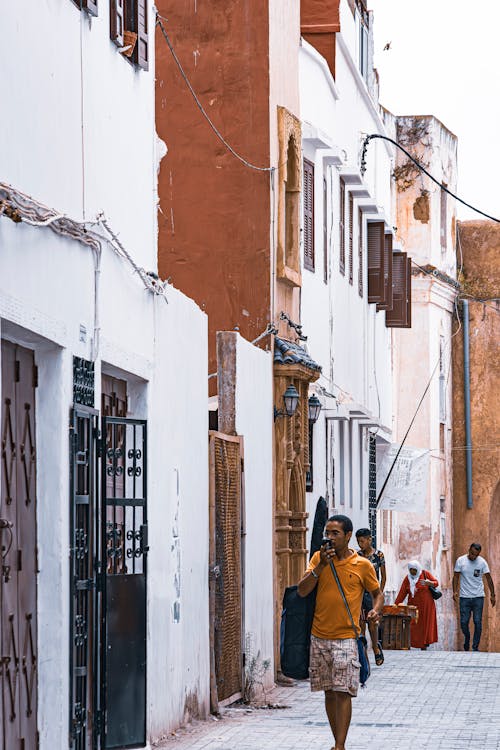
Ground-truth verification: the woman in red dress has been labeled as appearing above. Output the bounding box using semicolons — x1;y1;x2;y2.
395;560;439;650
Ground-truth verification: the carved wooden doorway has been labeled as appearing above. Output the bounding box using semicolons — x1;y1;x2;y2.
0;340;38;750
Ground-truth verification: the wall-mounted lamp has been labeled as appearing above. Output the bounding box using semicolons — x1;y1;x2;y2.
274;384;299;421
308;394;322;424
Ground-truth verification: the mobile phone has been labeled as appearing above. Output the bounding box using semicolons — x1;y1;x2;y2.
321;538;333;549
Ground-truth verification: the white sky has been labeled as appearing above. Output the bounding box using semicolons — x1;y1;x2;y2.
369;0;500;221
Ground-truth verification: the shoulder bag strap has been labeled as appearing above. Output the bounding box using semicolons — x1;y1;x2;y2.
329;559;359;639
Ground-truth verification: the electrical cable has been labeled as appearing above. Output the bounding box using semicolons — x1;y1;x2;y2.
375;348;442;507
361;134;500;223
156;13;274;174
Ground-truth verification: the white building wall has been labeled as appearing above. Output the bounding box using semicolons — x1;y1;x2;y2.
379;113;458;649
300;0;394;542
234;335;275;690
0;1;210;744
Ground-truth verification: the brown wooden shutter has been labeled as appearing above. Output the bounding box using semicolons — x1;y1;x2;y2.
377;233;393;311
405;256;412;327
348;192;354;285
110;0;125;46
357;208;363;297
82;0;98;15
367;221;384;303
386;252;412;328
440;184;447;251
303;159;315;271
323;177;328;283
300;0;340;76
339;178;345;275
136;0;149;70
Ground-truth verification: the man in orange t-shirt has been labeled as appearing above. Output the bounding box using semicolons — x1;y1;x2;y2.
298;514;383;750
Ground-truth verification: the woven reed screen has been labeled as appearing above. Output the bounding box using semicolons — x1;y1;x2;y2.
210;434;243;701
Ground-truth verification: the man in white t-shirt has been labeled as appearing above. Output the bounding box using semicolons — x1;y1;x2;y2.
453;543;496;651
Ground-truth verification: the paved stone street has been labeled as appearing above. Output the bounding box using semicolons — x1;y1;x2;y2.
157;651;500;750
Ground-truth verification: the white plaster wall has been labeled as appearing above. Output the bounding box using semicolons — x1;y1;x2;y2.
299;17;394;534
0;0;156;270
0;225;210;747
148;289;210;737
0;1;210;743
384;279;456;649
234;335;275;688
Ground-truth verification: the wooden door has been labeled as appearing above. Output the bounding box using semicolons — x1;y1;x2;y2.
1;340;38;750
209;432;243;704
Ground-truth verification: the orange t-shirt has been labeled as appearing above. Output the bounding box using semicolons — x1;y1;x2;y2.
306;550;380;640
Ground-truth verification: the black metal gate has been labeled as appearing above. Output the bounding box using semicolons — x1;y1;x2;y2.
69;364;147;750
69;405;100;749
368;434;377;547
102;417;147;749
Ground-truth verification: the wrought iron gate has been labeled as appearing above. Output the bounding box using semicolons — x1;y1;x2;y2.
368;434;377;547
0;340;38;750
102;417;147;749
69;364;147;750
208;432;244;704
69;405;100;749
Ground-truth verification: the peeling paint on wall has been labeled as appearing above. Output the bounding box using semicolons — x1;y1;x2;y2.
398;523;432;560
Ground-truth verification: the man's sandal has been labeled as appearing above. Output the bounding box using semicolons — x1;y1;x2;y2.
375;642;384;666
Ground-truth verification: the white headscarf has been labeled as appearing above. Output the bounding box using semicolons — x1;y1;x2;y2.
407;560;423;596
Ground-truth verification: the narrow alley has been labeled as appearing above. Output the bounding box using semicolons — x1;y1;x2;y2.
158;652;500;750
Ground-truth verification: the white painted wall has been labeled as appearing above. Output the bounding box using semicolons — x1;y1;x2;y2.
300;1;394;539
0;1;210;744
380;114;458;649
234;335;275;690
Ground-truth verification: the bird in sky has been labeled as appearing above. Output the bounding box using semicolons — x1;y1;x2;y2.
383;41;392;51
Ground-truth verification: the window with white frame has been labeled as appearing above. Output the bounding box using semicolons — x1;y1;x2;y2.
356;1;369;81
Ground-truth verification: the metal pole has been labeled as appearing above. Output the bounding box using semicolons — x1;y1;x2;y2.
463;300;473;509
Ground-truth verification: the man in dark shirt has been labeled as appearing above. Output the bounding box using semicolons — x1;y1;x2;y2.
356;528;386;665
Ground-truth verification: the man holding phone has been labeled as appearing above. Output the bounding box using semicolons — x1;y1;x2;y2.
298;515;383;750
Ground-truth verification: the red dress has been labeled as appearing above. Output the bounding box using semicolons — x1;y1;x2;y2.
395;571;439;648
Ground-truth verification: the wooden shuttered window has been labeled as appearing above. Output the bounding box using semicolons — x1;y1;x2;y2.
367;221;384;303
339;178;345;275
440;184;447;251
323;178;328;284
110;0;125;46
358;208;363;297
110;0;149;69
348;192;354;284
386;252;412;328
376;234;393;311
136;0;149;70
303;159;315;271
82;0;98;14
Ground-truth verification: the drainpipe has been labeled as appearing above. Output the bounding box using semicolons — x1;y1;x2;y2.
463;299;473;509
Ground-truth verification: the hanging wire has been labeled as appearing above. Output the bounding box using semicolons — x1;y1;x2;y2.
156;12;274;174
360;134;500;223
376;347;443;506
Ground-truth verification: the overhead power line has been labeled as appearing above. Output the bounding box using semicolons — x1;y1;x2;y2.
360;133;500;224
155;13;274;174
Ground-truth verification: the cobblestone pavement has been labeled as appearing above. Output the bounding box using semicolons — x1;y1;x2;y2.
156;651;500;750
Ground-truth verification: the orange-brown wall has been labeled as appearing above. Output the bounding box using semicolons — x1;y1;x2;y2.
156;1;272;377
452;220;500;650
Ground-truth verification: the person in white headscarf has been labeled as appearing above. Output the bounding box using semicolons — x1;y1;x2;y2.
395;560;439;649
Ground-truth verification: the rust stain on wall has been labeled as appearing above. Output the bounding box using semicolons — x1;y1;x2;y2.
413;191;430;223
183;690;201;723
